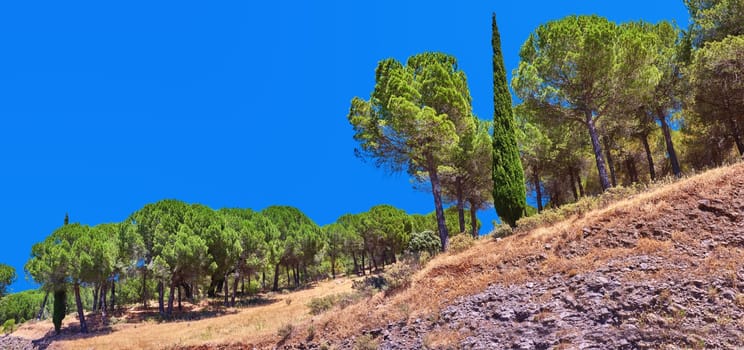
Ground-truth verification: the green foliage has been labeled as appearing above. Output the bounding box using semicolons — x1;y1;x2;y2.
3;318;15;334
686;35;744;158
513;15;625;191
348;52;476;251
323;223;350;278
352;260;417;296
306;292;361;315
491;223;513;239
0;290;49;325
118;275;157;305
491;13;527;227
515;184;644;231
407;230;441;256
448;234;475;254
263;206;323;287
52;290;66;334
0;264;16;298
685;0;744;45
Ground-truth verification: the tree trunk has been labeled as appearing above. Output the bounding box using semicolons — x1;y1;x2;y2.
533;171;543;212
295;265;300;286
586;114;611;191
568;169;579;202
603;136;618;187
74;282;88;333
167;281;175;316
92;283;99;312
231;274;239;306
224;273;230;306
641;133;656;181
427;159;449;251
286;266;291;289
657;109;681;177
727;116;744;155
575;168;585;198
100;282;108;322
370;252;378;272
110;280;116;313
177;285;182;311
142;267;148;309
157;281;165;315
456;177;465;234
625;156;639;184
469;199;479;238
272;264;280;291
37;291;49;320
351;252;359;276
360;253;366;275
330;256;336;279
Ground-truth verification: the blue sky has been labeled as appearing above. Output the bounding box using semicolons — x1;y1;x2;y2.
0;1;689;292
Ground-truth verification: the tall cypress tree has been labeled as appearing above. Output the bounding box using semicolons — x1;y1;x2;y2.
491;13;527;227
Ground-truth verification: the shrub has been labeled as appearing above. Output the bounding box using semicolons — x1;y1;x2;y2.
277;322;294;342
448;234;474;253
354;334;379;350
351;260;417;296
491;223;513;239
2;318;15;334
352;275;386;294
381;261;415;294
408;230;441;256
307;295;337;315
417;251;432;265
514;184;647;232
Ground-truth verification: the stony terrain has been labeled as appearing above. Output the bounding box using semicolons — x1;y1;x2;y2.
0;334;51;350
281;163;744;349
6;164;744;350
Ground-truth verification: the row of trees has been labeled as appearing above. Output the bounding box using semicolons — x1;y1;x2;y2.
348;1;742;238
347;15;527;252
513;1;743;209
22;201;471;333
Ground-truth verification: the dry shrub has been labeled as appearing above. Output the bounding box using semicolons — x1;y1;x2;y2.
354;334;378;350
423;327;469;349
635;238;673;254
277;323;293;342
448;234;475;253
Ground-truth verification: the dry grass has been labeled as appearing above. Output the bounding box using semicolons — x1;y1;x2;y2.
306;162;744;344
33;278;356;350
16;162;744;349
422;327;470;349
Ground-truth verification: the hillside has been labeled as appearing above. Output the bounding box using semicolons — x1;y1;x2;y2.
3;162;743;349
277;162;744;349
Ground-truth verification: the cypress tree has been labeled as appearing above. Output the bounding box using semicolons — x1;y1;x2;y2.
52;290;66;335
491;13;527;227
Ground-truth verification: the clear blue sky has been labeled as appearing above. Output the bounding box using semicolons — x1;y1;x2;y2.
0;1;688;293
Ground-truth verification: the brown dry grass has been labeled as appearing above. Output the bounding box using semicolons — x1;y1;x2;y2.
16;162;744;349
27;278;355;350
305;162;744;344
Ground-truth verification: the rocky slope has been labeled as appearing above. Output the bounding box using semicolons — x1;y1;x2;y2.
286;163;744;349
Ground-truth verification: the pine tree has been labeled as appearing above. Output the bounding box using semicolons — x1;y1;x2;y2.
491;13;527;227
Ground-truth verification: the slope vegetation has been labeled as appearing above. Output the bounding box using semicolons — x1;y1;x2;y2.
5;162;743;349
283;162;744;349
